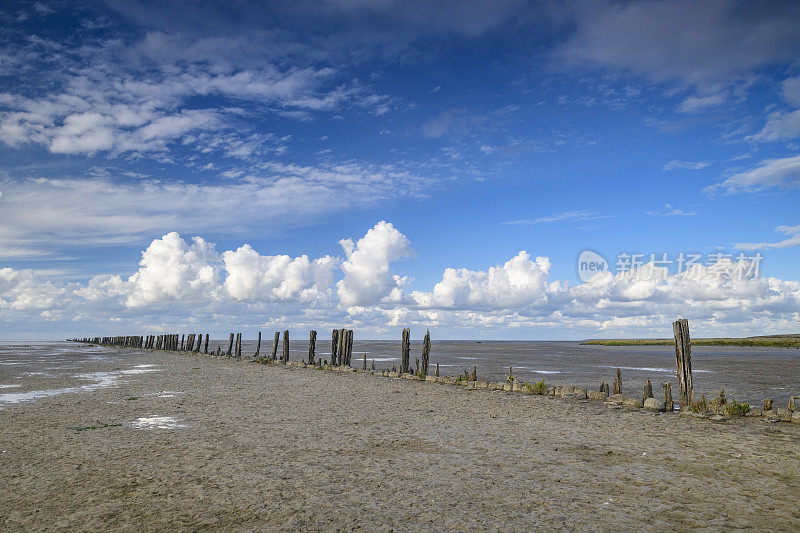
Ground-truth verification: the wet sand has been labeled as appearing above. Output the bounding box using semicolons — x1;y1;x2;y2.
2;348;799;531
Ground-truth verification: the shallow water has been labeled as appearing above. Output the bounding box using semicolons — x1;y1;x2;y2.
230;338;800;405
1;339;798;406
0;342;159;408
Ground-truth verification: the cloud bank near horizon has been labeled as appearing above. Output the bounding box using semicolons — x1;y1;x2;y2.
2;221;798;339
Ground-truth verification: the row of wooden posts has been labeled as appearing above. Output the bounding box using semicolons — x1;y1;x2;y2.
71;328;360;367
72;327;437;379
72;320;695;407
73;334;209;353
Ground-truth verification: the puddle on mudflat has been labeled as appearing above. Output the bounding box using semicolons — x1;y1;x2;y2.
129;416;186;430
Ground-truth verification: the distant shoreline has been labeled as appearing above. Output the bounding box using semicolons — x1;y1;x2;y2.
581;335;800;348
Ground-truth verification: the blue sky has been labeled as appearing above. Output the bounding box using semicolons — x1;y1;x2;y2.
1;0;799;339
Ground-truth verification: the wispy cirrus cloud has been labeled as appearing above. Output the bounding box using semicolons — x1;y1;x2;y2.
0;161;435;259
663;159;710;171
558;0;800;136
505;210;611;225
747;109;800;142
645;203;696;216
0;29;392;160
706;155;800;194
735;225;800;250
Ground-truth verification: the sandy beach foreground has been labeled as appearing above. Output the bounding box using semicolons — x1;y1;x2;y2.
2;348;799;531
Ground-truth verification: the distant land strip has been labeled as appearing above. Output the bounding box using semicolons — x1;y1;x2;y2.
580;335;800;348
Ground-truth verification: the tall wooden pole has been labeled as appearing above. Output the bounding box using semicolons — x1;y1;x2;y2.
345;329;353;366
401;328;410;374
673;318;693;407
338;328;346;367
308;330;316;365
282;330;289;363
255;331;262;358
331;329;339;366
421;330;431;376
271;332;280;362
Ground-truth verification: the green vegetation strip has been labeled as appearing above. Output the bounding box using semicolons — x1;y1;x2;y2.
581;337;800;348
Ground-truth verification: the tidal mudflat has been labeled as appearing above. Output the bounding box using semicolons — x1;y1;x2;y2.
1;344;799;530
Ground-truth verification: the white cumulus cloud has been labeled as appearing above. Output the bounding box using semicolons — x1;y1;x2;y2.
337;221;414;307
223;244;338;302
2;222;800;338
412;251;551;310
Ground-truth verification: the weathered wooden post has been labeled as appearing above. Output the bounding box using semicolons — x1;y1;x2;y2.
401;328;410;374
204;333;209;354
271;332;280;362
643;379;653;405
363;353;367;370
662;382;674;411
421;330;431;376
227;333;234;356
673;318;693;408
255;331;262;358
345;329;350;365
613;369;622;395
346;330;354;366
282;330;289;363
471;365;477;382
338;328;346;366
331;329;339;366
308;330;316;365
180;334;186;351
435;362;440;377
236;333;242;357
